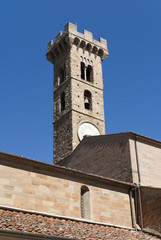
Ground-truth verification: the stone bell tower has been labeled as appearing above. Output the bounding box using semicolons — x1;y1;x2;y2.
46;23;109;163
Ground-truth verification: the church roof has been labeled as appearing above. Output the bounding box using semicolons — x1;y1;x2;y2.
0;208;160;240
57;132;161;181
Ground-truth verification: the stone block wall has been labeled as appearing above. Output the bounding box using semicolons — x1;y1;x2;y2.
0;154;133;228
70;46;104;89
71;78;104;121
53;80;72;122
72;111;105;149
90;185;132;226
141;186;161;236
129;137;161;188
54;112;72;162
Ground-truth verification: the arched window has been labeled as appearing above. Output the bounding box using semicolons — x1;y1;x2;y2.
84;90;92;110
81;186;90;219
86;65;93;82
61;92;65;112
81;62;85;80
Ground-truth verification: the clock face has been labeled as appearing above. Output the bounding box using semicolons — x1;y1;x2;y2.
78;122;100;141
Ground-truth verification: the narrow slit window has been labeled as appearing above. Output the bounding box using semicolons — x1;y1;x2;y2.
81;186;90;219
59;67;65;84
84;90;92;110
61;92;65;112
86;65;93;82
81;62;85;80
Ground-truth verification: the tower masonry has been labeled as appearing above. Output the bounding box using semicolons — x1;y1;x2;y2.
46;22;109;163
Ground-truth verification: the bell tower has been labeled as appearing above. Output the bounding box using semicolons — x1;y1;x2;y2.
46;23;109;163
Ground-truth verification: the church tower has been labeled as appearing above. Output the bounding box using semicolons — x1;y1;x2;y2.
46;23;109;163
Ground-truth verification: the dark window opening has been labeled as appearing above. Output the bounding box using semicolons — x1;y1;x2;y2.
59;67;65;84
86;65;93;82
84;90;92;110
61;92;65;112
81;62;85;80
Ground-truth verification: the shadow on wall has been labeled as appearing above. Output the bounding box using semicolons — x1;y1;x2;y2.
140;186;161;237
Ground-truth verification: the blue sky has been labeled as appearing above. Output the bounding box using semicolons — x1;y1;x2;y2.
0;0;161;163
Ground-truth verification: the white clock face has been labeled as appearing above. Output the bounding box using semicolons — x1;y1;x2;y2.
78;122;100;141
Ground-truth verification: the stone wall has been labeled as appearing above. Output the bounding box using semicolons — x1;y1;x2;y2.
59;132;161;188
141;186;161;236
54;111;72;162
72;111;105;150
129;137;161;187
53;78;72;123
70;43;105;151
0;153;133;228
70;47;105;121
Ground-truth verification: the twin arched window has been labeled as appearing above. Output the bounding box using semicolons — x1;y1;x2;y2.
81;185;90;219
81;62;93;82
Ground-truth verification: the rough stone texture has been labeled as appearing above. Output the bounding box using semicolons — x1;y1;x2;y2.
0;152;133;228
54;111;73;161
58;134;133;183
46;22;108;163
0;209;160;240
53;79;72;122
141;187;161;236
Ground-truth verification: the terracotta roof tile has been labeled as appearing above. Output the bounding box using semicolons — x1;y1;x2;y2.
0;208;160;239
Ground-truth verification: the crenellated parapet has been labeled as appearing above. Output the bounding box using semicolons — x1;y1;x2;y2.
46;22;109;63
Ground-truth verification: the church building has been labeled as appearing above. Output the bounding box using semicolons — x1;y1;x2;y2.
0;23;161;240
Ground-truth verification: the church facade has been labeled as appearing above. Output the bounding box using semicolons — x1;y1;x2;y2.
0;23;161;239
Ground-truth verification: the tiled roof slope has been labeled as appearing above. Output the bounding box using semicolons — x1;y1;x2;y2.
0;209;160;240
57;134;132;182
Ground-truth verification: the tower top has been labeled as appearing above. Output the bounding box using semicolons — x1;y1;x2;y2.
46;22;109;64
46;23;108;162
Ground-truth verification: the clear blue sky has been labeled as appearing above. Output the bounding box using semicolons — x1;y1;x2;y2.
0;0;161;163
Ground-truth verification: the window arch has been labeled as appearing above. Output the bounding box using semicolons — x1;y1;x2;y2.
81;185;90;219
86;65;93;82
84;90;92;110
61;92;65;112
81;62;85;80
